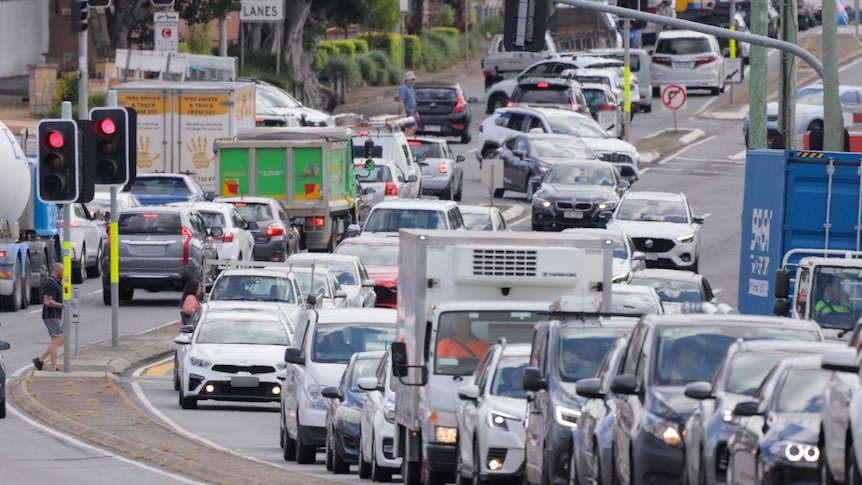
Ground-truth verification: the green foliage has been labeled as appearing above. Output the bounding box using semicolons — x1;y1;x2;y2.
315;42;338;69
476;14;504;35
352;39;369;54
404;35;421;69
435;4;456;27
368;0;400;32
355;50;399;86
359;32;402;67
431;26;460;43
318;54;362;90
175;0;239;26
52;73;79;107
419;30;459;71
184;23;213;55
48;90;108;119
328;40;357;58
237;50;293;88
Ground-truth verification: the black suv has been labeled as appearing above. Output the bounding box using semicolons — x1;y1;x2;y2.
413;82;478;144
101;206;220;304
523;317;637;485
508;77;591;118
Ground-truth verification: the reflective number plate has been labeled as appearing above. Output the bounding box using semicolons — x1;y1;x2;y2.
673;61;694;69
425;125;441;132
564;211;584;219
644;252;659;261
230;375;260;388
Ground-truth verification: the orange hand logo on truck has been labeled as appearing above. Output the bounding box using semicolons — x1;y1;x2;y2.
137;136;161;169
187;137;215;169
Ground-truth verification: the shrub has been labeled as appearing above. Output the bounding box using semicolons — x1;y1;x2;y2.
316;42;340;69
431;26;461;43
329;40;357;58
356;50;398;86
52;73;79;107
404;35;421;69
476;15;504;36
48;90;108;119
351;39;369;54
237;49;293;87
359;32;402;67
318;54;362;90
420;30;460;71
435;4;456;26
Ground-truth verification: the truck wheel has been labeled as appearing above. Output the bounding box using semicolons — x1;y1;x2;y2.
0;265;22;312
332;443;350;474
119;285;134;301
486;93;507;114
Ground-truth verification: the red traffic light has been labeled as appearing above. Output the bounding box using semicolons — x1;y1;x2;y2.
96;118;117;136
45;131;65;149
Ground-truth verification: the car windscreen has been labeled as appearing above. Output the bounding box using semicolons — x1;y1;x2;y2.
558;327;632;382
629;277;703;303
490;354;531;398
584;88;611;106
512;85;572;104
616;198;688;223
130;178;191;194
544;163;615;185
199;211;227;229
530;140;596;160
408;140;446;160
230;202;273;222
356;165;392;183
462;212;493;231
726;352;800;396
349;356;385;391
576;76;611;89
293;271;332;298
258;87;301;108
611;292;662;315
655;37;712;55
313;323;396;363
209;275;297;303
654;326;820;386
363;208;446;232
596;53;641;71
434;311;539;376
118;212;181;234
415;88;457;102
336;243;399;267
776;368;831;413
195;317;291;345
546;114;609;138
304;260;356;286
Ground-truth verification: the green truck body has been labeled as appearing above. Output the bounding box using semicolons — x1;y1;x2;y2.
214;127;356;252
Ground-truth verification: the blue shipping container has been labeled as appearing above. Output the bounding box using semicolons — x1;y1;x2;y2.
738;149;862;315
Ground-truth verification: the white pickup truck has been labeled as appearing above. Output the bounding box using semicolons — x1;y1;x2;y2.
481;32;558;90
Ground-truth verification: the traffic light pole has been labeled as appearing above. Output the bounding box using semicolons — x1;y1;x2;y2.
61;101;74;373
107;91;120;347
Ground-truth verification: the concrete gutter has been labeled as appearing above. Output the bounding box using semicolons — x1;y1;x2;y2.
638;128;706;164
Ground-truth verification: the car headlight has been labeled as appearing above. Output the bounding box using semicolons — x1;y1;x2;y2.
643;411;683;447
597;201;617;210
554;405;581;428
276;361;287;370
190;356;212;368
435;426;458;443
304;376;328;410
533;197;552;208
769;441;820;462
676;234;695;243
487;411;520;431
383;401;396;423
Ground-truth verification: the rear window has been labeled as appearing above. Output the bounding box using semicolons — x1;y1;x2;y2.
353;141;384;159
130;178;191;194
199;211;226;228
576;76;611;88
363;208;446;232
596;53;641;71
415;88;457;102
118;212;181;234
584;88;611;105
356;165;392;183
655;37;712;55
230;203;272;222
512;85;572;105
409;141;446;160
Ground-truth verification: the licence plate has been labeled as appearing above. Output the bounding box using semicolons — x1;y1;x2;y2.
231;375;260;388
598;112;617;129
136;245;165;255
673;61;694;69
425;125;441;132
564;211;584;219
644;253;659;261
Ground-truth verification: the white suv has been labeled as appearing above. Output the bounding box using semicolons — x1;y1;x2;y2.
650;29;725;96
358;199;465;236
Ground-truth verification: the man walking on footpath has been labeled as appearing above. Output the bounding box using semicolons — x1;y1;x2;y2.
33;263;64;371
399;71;419;137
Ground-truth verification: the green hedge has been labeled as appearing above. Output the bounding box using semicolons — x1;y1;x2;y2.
355;50;400;86
431;26;460;43
404;35;421;69
359;32;402;67
420;30;460;71
327;40;357;58
352;39;369;54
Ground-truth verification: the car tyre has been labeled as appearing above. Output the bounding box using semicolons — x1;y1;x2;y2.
441;183;453;201
325;437;334;471
427;468;448;485
493;188;505;198
295;422;316;464
119;285;134;302
20;264;31;310
71;248;86;284
454;175;464;202
173;355;180;391
371;432;393;482
283;419;296;461
486;93;508;114
472;440;483;485
179;388;197;410
332;443;350;474
358;445;372;479
821;436;839;485
402;457;421;485
642;103;652;113
461;132;471;144
848;439;862;485
102;284;111;305
87;244;102;278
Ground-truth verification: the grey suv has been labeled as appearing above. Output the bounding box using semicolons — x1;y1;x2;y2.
509;77;591;118
101;206;220;304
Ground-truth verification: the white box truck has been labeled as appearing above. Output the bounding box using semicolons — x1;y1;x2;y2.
389;229;614;485
114;81;257;194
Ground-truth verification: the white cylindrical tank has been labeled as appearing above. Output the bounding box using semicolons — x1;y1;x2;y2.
0;121;32;223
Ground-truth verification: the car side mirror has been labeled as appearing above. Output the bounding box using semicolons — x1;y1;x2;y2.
732;400;761;417
821;347;860;373
458;384;480;400
283;347;304;365
209;226;224;237
357;377;382;392
575;377;604;399
522;366;547;392
610;374;638;395
246;221;259;231
774;269;791;299
180;324;195;334
693;216;705;225
362;278;376;288
456;155;465;163
306;294;319;307
292;217;305;227
513;149;526;159
0;340;11;351
722;47;731;57
276;368;287;380
391;341;409;378
632;251;646;261
174;334;191;345
684;381;713;400
618;180;631;191
347;224;362;237
407;174;418;183
321;386;340;400
467;96;479;103
335;289;348;299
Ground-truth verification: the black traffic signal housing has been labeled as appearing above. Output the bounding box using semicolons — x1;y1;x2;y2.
617;0;647;29
37;120;80;203
71;0;88;34
87;107;130;186
503;0;549;52
88;0;111;7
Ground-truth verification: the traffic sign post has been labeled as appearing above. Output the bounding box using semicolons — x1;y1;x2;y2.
239;0;285;73
154;12;179;53
661;84;687;131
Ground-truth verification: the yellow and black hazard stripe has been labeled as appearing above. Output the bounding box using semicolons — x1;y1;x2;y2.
794;151;826;158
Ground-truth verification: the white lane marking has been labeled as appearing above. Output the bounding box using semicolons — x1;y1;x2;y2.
5;383;205;485
90;289;103;295
729;149;747;160
464;148;477;154
29;309;41;314
135;322;177;336
659;135;717;163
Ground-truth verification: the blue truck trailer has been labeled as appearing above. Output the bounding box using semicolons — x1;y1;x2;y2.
738;148;862;331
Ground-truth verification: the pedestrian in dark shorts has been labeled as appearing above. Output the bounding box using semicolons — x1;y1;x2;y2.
33;262;64;371
399;71;419;137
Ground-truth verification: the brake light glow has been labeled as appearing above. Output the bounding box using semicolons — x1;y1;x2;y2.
453;93;467;113
571;103;579;111
385;182;398;196
314;217;325;227
695;56;717;66
652;57;672;66
537;82;549;88
234;202;247;207
255;117;264;123
453;123;465;129
478;123;483;133
408;140;422;146
214;231;234;243
506;101;514;107
357;130;369;136
266;223;285;237
0;251;5;258
143;213;159;218
181;227;192;265
439;162;449;174
601;104;616;111
59;220;79;228
483;69;494;77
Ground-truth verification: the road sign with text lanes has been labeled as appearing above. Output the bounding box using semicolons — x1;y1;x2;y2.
661;85;687;111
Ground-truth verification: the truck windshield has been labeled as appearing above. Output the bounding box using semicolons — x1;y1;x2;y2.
810;267;862;329
434;311;539;376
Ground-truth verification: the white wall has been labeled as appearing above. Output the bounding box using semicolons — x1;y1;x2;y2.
0;0;48;78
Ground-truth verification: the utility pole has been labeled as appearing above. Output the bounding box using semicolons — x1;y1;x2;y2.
822;0;843;150
778;0;798;149
624;19;631;143
747;0;768;149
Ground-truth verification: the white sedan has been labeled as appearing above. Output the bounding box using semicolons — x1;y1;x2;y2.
286;253;376;308
175;303;294;409
193;201;256;263
357;352;401;482
64;203;105;284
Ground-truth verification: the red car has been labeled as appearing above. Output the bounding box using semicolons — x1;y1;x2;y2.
334;236;399;308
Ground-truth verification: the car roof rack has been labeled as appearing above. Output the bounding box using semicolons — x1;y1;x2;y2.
334;113;416;133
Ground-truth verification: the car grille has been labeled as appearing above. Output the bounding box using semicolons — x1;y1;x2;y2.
555;201;594;211
197;381;279;398
716;443;728;480
211;364;276;374
597;152;634;165
632;237;675;253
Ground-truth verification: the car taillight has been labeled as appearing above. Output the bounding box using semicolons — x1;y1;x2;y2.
478;123;483;133
652;57;672;66
506;101;514;107
537;82;549;88
439;162;449;174
483;69;494;77
59;220;79;228
181;227;192;265
453;94;467;113
255;117;264;123
385;182;398;196
571;103;580;111
602;104;616;111
695;56;717;66
214;231;234;243
314;217;325;227
0;251;5;258
266;223;284;237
